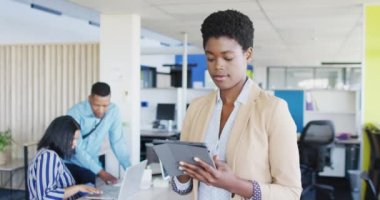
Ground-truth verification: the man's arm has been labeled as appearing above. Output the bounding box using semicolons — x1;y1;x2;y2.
74;139;103;174
74;139;119;184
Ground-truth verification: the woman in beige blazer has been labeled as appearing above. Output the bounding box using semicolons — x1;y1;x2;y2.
172;10;302;200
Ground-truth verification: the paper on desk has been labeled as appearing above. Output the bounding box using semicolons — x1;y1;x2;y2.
153;143;215;177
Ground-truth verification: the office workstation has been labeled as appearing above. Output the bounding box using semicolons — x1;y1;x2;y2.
140;103;179;161
0;0;380;200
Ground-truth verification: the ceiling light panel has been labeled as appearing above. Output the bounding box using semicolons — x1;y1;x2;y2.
157;2;260;16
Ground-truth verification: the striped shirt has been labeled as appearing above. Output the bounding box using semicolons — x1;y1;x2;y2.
28;148;76;200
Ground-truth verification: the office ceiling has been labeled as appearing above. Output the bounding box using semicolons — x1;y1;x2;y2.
0;0;100;44
67;0;379;66
1;0;379;67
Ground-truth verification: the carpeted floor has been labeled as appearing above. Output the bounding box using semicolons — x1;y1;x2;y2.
0;189;25;200
318;176;353;200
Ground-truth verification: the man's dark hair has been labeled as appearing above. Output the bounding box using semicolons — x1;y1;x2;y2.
91;82;111;97
201;9;254;51
38;115;80;159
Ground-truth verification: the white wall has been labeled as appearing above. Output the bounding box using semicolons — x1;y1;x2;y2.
99;14;141;175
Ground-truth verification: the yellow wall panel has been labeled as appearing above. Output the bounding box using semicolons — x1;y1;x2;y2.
362;5;380;199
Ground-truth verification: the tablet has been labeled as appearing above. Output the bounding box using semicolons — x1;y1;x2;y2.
152;140;215;177
152;139;208;148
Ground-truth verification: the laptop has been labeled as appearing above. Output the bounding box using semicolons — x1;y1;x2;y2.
85;160;147;200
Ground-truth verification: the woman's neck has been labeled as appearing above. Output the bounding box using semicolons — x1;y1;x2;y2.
220;77;247;104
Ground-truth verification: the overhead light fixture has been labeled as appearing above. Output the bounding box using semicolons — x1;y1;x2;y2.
175;42;191;47
31;3;62;16
160;42;170;47
88;21;100;27
321;62;361;65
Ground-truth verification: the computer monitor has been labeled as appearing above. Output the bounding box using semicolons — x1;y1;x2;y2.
156;103;175;121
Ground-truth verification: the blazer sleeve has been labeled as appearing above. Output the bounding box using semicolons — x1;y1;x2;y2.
258;99;302;200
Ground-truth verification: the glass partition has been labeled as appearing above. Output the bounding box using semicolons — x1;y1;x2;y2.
267;66;361;90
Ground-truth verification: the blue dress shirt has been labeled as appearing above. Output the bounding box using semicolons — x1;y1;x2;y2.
66;100;130;174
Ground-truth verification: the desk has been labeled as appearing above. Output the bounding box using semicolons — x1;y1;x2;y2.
78;176;191;200
337;139;361;177
0;158;24;199
141;130;180;138
336;138;360;145
318;139;360;178
119;184;190;199
298;136;361;178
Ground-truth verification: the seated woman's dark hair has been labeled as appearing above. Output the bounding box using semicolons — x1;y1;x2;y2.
38;115;80;159
201;9;254;51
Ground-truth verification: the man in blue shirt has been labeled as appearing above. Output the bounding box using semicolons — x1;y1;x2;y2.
66;82;130;185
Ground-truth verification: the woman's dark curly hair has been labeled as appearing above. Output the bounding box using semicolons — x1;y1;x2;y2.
38;115;80;159
201;9;254;51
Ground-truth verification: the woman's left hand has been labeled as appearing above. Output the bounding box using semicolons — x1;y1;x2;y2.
179;155;238;191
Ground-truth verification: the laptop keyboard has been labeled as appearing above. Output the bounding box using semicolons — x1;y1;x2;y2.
96;184;120;196
152;130;171;134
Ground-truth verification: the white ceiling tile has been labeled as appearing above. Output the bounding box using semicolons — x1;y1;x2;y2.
145;0;252;6
70;0;149;14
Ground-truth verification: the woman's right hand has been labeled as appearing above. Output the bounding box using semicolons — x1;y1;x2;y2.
64;184;102;199
76;184;102;194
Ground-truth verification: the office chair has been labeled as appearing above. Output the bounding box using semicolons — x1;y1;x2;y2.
361;171;378;200
23;142;38;200
298;120;335;200
365;127;380;196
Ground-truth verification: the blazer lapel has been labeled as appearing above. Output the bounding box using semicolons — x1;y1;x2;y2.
194;92;217;142
226;83;261;172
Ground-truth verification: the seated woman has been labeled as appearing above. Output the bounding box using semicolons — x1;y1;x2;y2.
28;115;101;200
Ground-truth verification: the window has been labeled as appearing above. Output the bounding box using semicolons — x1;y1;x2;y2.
267;66;361;90
268;68;286;90
315;68;344;89
287;68;314;89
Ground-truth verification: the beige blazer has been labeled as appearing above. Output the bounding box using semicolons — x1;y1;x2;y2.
180;83;302;200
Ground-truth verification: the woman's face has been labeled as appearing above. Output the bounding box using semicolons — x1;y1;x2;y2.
205;36;252;91
72;130;80;149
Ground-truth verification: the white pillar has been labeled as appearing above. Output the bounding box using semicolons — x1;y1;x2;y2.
100;14;141;176
177;33;188;131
